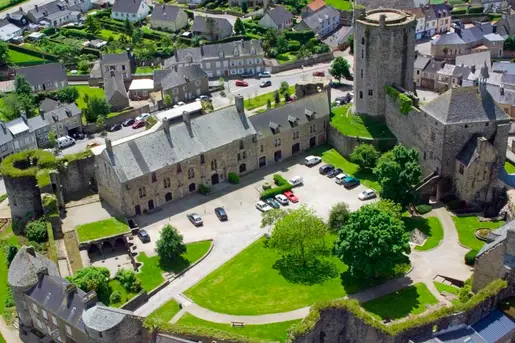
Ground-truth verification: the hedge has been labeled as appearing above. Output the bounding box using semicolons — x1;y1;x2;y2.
0;150;57;178
60;28;97;40
385;85;413;115
0;0;24;13
228;172;239;184
287;279;507;342
8;44;58;61
260;174;292;199
465;249;478;266
451;8;466;14
284;30;315;45
243;21;268;35
204;35;252;44
468;6;484;13
415;204;432;215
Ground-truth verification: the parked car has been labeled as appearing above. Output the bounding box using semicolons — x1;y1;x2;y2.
265;198;280;209
319;164;334;175
313;71;325;77
284;190;299;203
305;156;322;166
214;207;228;221
289;176;303;187
335;97;347;106
275;194;289;206
199;95;211;101
187;213;203;226
71;132;85;140
358;189;377;201
122;118;135;126
343;176;360;189
260;80;272;88
108;123;122;132
137;229;150;243
177;101;186;106
136;113;150;121
235;80;248;87
327;168;343;178
335;173;349;184
57;136;75;149
132;120;145;129
86;141;100;149
256;201;272;212
258;71;271;78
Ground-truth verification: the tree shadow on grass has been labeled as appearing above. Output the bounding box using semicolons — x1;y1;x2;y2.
360;285;422;320
159;255;191;275
273;255;338;285
340;263;411;295
403;216;431;236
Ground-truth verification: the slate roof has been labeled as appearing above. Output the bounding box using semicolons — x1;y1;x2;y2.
456;134;481;166
249;91;330;139
160;65;207;91
421;86;511;124
28;102;81;131
102;104;256;182
27;0;85;21
297;5;339;30
455;51;491;70
82;305;135;332
16;63;66;87
112;0;145;14
8;246;59;288
437;64;456;76
264;6;293;26
406;8;424;19
101;51;130;65
39;98;60;113
433;3;451;17
493;61;515;75
484;32;505;42
26;275;91;332
472;309;515;342
478;220;515;256
423;60;444;74
7;117;29;135
104;71;128;102
432;32;465;46
422;5;437;21
0;123;13;146
191;16;232;35
151;4;183;21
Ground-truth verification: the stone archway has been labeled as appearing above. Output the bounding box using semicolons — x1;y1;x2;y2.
239;163;246;173
189;183;196;192
211;174;219;185
165;192;172;202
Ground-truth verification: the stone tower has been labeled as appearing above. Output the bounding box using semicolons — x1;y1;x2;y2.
353;9;416;117
83;305;145;343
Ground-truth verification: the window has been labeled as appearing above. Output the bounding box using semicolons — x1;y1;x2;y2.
274;138;281;147
151;172;157;183
310;124;317;134
368;89;373;96
211;160;217;171
423;151;426;160
36;318;42;329
122;65;126;71
200;154;205;164
239;139;244;150
360;69;363;78
32;303;38;313
177;163;182;173
163;177;170;189
359;91;363;99
242;151;246;159
188;168;195;179
459;163;464;175
361;37;365;45
139;186;146;198
293;131;299;139
260;145;264;153
66;325;72;336
361;49;364;59
42;309;47;320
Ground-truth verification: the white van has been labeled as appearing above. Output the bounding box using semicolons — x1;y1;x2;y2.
289;176;303;187
335;173;348;185
305;156;321;166
57;136;75;149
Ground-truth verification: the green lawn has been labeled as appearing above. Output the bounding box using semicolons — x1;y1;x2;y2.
8;49;48;64
505;161;515;174
433;281;459;295
362;283;439;320
135;66;160;74
452;216;505;251
322;0;352;10
72;85;106;110
185;237;408;315
107;279;138;307
75;217;130;243
331;105;394;139
146;299;181;323
403;216;444;251
244;86;295;110
99;29;122;40
276;52;297;65
137;240;212;291
177;313;300;343
309;144;381;191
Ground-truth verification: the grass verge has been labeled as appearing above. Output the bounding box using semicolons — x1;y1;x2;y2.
506;160;515;174
452;216;505;250
244;86;295;110
64;231;83;273
75;217;130;243
331;105;394;139
403;216;444;251
147;299;181;323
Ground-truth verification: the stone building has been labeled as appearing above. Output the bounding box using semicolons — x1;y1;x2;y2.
8;246;146;343
104;70;130;111
154;65;209;104
353;9;416;117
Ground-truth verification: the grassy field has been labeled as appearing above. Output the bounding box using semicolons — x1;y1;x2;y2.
506;161;515;174
452;216;505;251
403;216;444;251
146;299;181;322
362;283;439;320
276;52;297;65
331;105;394;139
177;313;300;343
322;0;352;10
244;86;295;110
72;85;106;110
108;279;138;307
137;240;212;291
99;29;122;40
8;49;48;64
75;217;130;243
185;237;408;315
310;144;381;191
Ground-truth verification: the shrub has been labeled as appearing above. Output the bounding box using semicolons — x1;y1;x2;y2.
25;220;48;243
287;40;301;51
284;30;315;44
4;285;14;308
459;284;473;302
468;5;484;13
206;2;217;9
385;85;413;115
263;182;271;190
328;202;350;233
115;269;142;293
6;245;18;267
228;172;239;184
109;291;122;303
260;183;292;200
273;174;289;186
415;204;432;215
465;249;478;266
199;184;210;195
452;7;466;14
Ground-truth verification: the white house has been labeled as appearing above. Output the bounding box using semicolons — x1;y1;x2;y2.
407;8;426;40
422;5;437;37
111;0;150;22
0;23;22;41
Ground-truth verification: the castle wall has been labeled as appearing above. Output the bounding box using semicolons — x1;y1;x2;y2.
96;154;125;215
327;125;397;157
60;155;96;201
473;243;507;292
4;175;43;224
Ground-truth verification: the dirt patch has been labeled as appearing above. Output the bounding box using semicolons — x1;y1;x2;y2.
64;231;83;273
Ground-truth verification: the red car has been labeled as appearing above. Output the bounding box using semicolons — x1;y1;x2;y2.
283;190;299;203
235;80;248;87
313;71;325;77
132;120;145;129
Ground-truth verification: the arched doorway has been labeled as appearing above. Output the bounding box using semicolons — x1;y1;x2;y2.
239;163;246;173
211;173;219;185
135;205;141;215
292;143;300;155
309;136;316;148
165;192;172;202
148;200;154;210
102;240;114;252
189;183;196;192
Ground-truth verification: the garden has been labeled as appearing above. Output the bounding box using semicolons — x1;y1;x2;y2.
244;84;295;111
452;215;505;251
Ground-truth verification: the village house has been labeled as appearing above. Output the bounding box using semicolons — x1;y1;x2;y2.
111;0;150;22
154;65;209;104
15;63;67;92
295;6;340;37
149;4;188;32
259;6;294;30
191;16;233;41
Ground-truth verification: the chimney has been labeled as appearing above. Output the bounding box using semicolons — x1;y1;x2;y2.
183;111;193;137
235;93;244;115
18;6;23;12
20;111;27;122
81;291;98;309
26;246;36;257
39;108;45;118
65;108;71;117
501;86;505;96
105;138;112;154
65;283;77;297
162;117;170;135
471;64;476;73
34;4;38;11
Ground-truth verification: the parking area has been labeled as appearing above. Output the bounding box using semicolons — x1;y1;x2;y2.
131;154;377;256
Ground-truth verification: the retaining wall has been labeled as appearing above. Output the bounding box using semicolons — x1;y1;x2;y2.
327;125;397;157
60;155;96;201
83;105;150;134
266;52;334;74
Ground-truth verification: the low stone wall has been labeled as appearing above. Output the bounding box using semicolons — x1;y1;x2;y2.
121;290;148;311
266;52;334;74
327;125;397;157
67;74;89;82
83;105;150;134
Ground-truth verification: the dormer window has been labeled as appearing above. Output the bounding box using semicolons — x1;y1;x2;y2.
218;49;224;58
269;122;280;134
234;47;239;56
288;115;298;127
305;109;315;121
250;47;256;55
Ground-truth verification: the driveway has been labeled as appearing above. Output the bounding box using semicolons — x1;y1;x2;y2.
134;153;374;316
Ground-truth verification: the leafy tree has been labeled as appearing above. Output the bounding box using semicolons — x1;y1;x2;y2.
2;93;35;120
335;203;410;279
132;28;143;45
84;96;110;123
276;34;288;54
85;16;100;36
279;81;289;96
57;86;79;103
274;90;280;104
24;220;48;243
6;245;18;267
15;75;32;95
283;90;290;102
163;94;172;108
266;99;271;109
0;41;9;66
66;266;110;301
297;45;312;59
78;60;90;74
156;224;186;261
373;145;422;208
241;0;248;12
263;29;277;52
109;291;121;303
328;202;350;233
329;57;351;81
218;77;225;90
234;18;245;34
48;130;57;148
96;115;105;129
374;199;403;220
124;18;134;36
261;208;292;228
350;144;380;170
347;35;354;54
268;206;328;267
115;269;142;293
